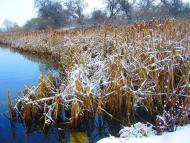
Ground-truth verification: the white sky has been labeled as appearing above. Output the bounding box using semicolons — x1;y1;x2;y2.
0;0;36;27
0;0;189;28
0;0;104;28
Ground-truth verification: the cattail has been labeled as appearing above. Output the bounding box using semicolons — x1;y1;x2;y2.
108;94;115;114
71;101;80;127
8;95;17;122
75;77;83;99
96;96;103;117
47;72;54;95
126;91;132;126
53;96;63;119
38;74;47;98
115;81;123;113
23;103;31;124
146;96;154;115
83;94;92;122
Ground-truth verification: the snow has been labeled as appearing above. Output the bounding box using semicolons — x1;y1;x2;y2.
98;124;190;143
119;122;155;139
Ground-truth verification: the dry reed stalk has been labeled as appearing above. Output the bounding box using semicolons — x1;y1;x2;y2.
23;102;31;124
126;91;132;126
38;74;48;98
53;96;63;119
8;95;16;122
146;95;154;115
71;101;80;127
84;94;92;122
4;18;189;130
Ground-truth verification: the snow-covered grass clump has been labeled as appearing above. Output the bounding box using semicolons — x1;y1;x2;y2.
98;124;190;143
119;122;155;139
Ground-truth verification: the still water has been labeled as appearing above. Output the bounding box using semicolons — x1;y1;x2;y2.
0;47;121;143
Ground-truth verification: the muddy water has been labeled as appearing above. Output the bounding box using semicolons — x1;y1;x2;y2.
0;46;121;143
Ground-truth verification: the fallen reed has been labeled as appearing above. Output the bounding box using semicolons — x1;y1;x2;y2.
2;18;190;134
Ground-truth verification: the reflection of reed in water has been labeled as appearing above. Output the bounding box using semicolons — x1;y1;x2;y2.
9;109;121;143
9;47;59;71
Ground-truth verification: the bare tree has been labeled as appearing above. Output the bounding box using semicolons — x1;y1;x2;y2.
135;0;157;20
91;10;107;24
161;0;183;16
118;0;136;20
3;19;17;31
64;0;86;24
138;0;152;9
105;0;121;20
34;0;69;28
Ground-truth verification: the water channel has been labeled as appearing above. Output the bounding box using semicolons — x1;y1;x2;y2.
0;46;121;143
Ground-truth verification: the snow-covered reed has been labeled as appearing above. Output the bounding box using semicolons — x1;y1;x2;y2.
3;18;190;133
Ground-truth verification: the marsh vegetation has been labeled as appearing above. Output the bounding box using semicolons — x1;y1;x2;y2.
0;19;189;141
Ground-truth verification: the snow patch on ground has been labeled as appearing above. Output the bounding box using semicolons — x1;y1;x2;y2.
98;124;190;143
119;122;155;139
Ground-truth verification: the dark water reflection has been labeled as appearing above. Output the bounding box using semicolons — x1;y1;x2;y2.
0;47;121;143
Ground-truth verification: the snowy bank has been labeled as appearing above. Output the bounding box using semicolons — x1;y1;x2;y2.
98;124;190;143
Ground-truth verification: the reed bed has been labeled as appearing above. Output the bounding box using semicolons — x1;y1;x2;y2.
2;18;190;134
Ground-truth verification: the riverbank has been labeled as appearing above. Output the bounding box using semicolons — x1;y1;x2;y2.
0;18;190;141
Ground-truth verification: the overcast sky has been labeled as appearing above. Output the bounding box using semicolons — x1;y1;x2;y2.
0;0;189;28
0;0;104;28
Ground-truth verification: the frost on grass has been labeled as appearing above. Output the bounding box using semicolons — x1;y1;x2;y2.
2;19;190;132
119;122;155;139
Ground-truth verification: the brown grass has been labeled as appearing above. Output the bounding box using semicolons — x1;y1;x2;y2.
3;18;190;133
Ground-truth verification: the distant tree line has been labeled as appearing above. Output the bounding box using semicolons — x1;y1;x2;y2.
2;19;19;31
22;0;190;31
